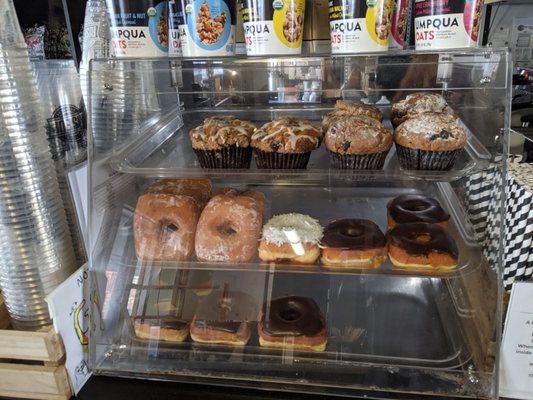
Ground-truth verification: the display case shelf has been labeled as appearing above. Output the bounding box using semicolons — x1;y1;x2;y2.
109;107;492;182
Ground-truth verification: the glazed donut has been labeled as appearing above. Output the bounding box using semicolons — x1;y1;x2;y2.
387;194;450;229
258;296;327;352
321;219;387;269
258;213;323;265
195;189;264;262
146;178;212;209
388;222;458;271
133;317;189;343
134;193;199;261
190;290;257;346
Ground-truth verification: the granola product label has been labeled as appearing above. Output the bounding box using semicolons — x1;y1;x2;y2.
389;0;410;48
168;0;183;56
242;0;305;55
107;0;168;57
329;0;394;54
177;0;236;56
414;0;483;49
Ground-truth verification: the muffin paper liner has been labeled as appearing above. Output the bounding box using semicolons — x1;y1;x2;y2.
395;145;459;171
194;146;252;169
328;150;389;170
253;150;311;169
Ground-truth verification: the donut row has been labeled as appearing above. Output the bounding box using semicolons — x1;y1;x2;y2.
133;180;460;272
134;293;327;352
189;92;467;171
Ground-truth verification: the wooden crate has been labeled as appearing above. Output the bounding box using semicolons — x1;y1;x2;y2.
0;295;72;400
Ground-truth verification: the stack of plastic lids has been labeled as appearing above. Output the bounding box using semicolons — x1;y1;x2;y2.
0;0;77;330
32;60;87;266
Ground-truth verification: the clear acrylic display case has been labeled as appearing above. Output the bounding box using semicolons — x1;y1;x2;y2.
88;49;510;399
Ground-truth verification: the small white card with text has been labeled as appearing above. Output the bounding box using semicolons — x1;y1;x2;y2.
500;281;533;399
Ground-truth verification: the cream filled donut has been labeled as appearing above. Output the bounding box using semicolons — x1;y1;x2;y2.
258;213;323;265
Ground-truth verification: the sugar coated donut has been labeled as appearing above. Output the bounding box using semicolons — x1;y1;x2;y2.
195;189;264;262
134;193;199;261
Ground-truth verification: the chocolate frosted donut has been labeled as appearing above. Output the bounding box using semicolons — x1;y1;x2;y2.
321;219;387;269
388;222;458;271
259;296;327;352
133;316;189;343
387;194;450;229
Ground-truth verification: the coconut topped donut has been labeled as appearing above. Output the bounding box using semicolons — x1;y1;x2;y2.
391;92;455;127
251;117;321;153
190;116;256;151
325;115;392;155
394;112;466;152
261;213;323;245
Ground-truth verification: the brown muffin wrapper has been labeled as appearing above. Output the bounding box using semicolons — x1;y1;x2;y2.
395;144;460;171
253;150;311;169
194;146;252;169
328;150;389;170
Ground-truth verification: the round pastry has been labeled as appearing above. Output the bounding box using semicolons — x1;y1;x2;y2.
251;117;322;169
190;290;257;346
322;100;383;132
195;189;264;263
320;219;387;269
391;92;455;127
189;270;214;296
394;112;467;171
134;193;199;261
325;115;393;170
387;194;450;229
387;222;459;271
258;213;323;265
258;296;327;352
146;178;212;209
133;317;189;343
190;116;256;169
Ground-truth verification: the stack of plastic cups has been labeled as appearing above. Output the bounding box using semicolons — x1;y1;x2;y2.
33;60;87;266
0;0;77;330
91;60;161;154
79;0;110;103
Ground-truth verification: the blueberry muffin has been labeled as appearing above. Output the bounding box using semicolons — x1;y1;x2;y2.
394;112;467;170
322;100;383;133
251;117;322;169
391;92;455;127
325;115;392;170
190;116;256;168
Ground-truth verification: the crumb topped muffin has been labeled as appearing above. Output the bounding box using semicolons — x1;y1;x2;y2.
394;112;466;170
251;117;321;169
322;100;383;133
325;115;392;169
190;116;256;168
391;92;454;127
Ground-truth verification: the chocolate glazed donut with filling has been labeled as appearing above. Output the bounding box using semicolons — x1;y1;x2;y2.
321;219;387;269
387;194;450;229
388;222;459;272
190;289;257;346
258;296;327;352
